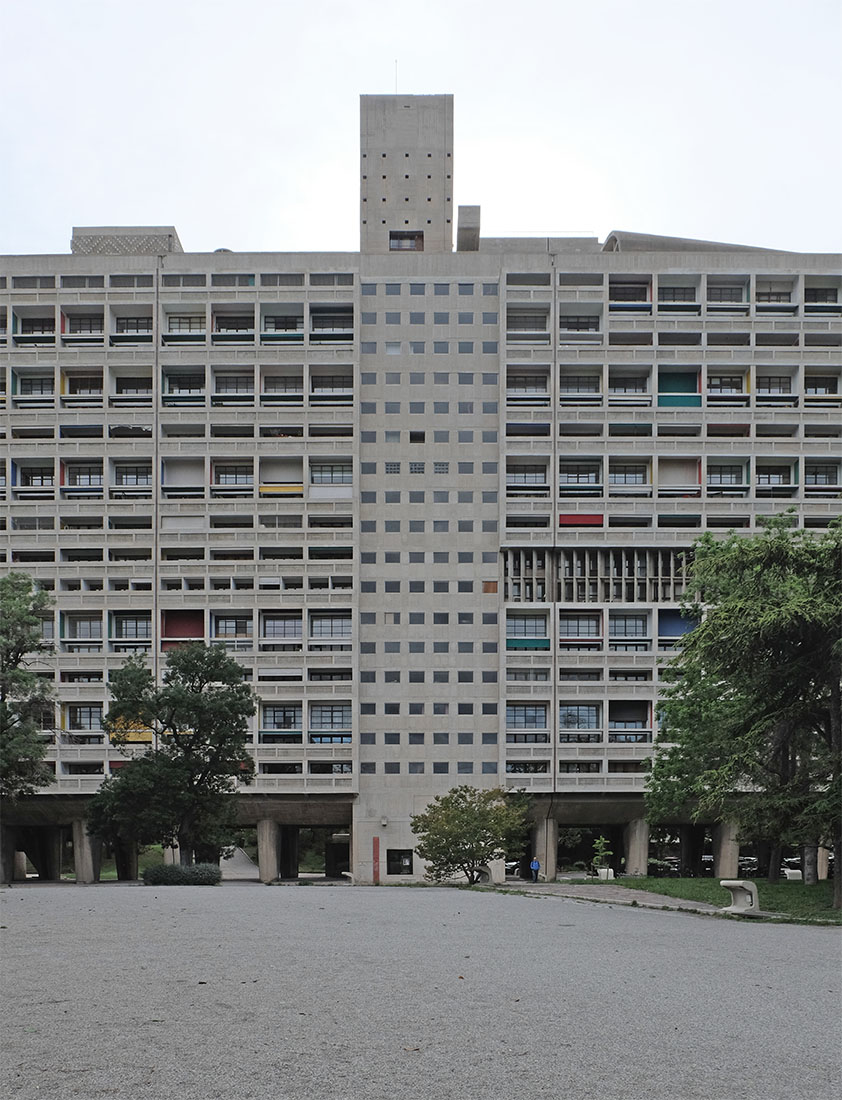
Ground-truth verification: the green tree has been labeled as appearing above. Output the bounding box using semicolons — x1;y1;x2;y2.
0;573;55;800
87;644;256;864
410;785;530;884
646;517;842;906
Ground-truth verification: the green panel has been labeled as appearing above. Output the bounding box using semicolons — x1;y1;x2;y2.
506;638;551;650
657;394;702;407
658;371;697;393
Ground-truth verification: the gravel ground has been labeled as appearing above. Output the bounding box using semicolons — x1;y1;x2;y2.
1;884;839;1100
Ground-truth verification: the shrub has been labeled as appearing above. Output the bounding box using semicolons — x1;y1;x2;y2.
142;862;222;886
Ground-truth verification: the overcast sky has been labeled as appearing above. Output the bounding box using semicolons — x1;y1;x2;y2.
3;0;840;257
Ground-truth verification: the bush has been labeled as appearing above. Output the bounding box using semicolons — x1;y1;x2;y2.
142;862;222;886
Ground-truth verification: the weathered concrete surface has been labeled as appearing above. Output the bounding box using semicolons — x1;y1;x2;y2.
1;885;839;1100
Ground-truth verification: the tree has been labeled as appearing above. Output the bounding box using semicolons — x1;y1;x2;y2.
0;573;55;800
87;644;256;864
410;785;530;884
646;517;842;906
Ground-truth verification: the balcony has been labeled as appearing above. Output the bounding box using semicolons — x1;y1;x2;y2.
309;308;353;344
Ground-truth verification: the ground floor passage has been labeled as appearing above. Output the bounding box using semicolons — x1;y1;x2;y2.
2;792;801;885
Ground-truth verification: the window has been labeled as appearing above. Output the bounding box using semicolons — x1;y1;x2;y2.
609;614;648;637
263;705;302;730
214;465;253;485
805;465;838;486
261;614;302;639
559;375;599;393
658;286;695;302
707;285;743;303
115;465;152;486
20;466;54;487
805;288;837;304
66;615;102;640
113;614;151;639
67;705;103;731
214;616;252;637
310;463;352;484
559;315;599;331
708;375;744;394
66;464;103;487
18;376;54;395
310;613;351;639
707;465;744;485
67;315;104;334
67;375;102;395
215;374;254;394
506;762;549;774
756;376;792;395
559;705;599;729
115;377;152;395
310;704;352;729
558;463;600;484
167;315;205;332
805;377;838;395
506;705;547;729
506;615;547;638
558;615;600;637
389;231;424;251
609;464;647;485
756;466;791;486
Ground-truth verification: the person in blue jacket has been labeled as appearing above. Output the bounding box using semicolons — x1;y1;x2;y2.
530;856;540;883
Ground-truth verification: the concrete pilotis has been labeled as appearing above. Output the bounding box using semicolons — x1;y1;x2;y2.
623;818;650;876
533;816;558;881
257;819;281;883
712;820;740;879
71;819;101;883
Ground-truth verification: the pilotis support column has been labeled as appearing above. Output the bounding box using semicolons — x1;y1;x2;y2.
257;819;281;883
532;816;558;881
624;818;650;876
72;820;101;884
712;820;739;879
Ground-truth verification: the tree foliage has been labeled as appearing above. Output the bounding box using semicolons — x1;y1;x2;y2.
646;517;842;903
87;644;256;863
0;573;55;800
410;785;530;884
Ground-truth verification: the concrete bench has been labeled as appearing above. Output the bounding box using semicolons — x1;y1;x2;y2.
783;868;802;881
720;879;763;917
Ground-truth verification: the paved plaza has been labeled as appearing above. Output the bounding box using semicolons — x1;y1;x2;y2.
1;884;839;1100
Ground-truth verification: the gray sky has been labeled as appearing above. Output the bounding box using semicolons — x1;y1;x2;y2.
3;0;840;256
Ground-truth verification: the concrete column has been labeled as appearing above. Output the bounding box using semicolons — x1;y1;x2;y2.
257;819;281;883
36;827;63;881
713;820;739;879
13;852;29;881
817;846;830;881
163;845;180;865
72;820;101;884
279;825;299;879
532;816;558;881
623;818;650;876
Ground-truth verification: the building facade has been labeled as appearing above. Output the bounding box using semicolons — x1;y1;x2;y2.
2;95;840;883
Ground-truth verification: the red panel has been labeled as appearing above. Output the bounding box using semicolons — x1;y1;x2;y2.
161;609;204;637
559;514;603;526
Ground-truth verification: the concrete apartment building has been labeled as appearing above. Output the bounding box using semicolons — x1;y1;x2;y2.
2;95;840;884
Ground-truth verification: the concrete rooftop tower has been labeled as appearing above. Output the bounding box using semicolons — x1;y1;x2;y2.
360;94;454;254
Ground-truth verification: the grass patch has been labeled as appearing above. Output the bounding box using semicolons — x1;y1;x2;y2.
609;877;840;923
